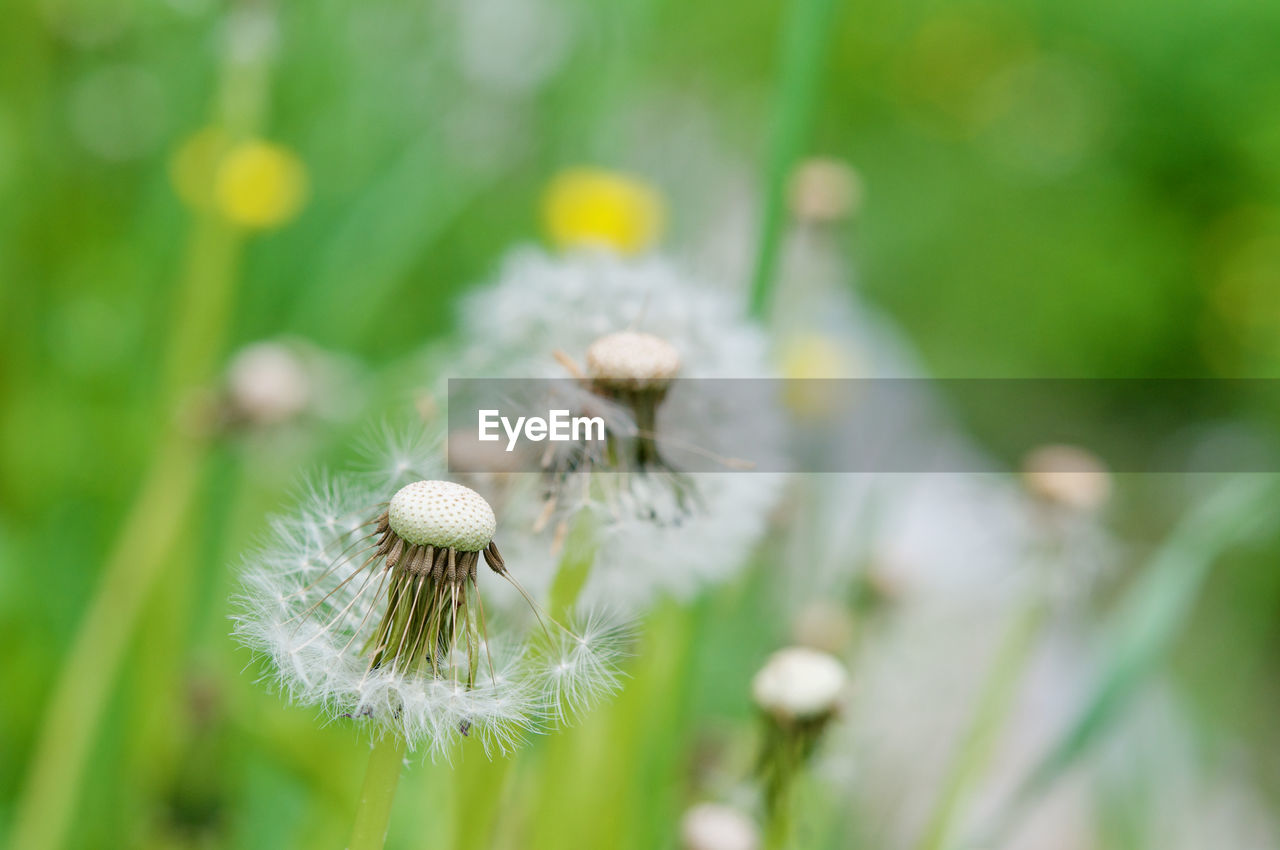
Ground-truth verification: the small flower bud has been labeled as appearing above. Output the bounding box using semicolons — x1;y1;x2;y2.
585;331;681;389
1021;444;1111;513
752;647;847;722
226;341;311;426
787;157;863;224
388;480;497;551
680;803;760;850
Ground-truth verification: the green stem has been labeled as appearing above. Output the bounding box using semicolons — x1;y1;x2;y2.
913;596;1049;850
348;735;409;850
763;740;800;850
747;0;840;319
547;511;600;621
451;748;514;850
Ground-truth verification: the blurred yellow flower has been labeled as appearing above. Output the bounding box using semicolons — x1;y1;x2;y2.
542;167;664;255
214;141;307;229
170;131;308;230
779;333;860;380
778;333;861;419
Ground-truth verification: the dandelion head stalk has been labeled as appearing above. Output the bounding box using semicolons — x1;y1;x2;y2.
235;450;625;757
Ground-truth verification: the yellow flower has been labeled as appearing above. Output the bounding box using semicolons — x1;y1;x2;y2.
541;167;664;255
170;131;308;230
779;333;860;380
778;333;862;419
214;141;307;229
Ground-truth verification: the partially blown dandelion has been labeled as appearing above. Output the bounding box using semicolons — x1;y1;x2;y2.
440;248;785;610
235;454;623;756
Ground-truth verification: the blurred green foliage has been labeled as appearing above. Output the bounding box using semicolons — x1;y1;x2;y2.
2;0;1280;847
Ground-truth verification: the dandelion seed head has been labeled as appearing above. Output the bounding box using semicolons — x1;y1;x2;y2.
1021;443;1111;513
234;448;625;758
388;480;496;551
680;803;760;850
585;330;681;388
787;157;863;224
444;249;784;612
226;341;311;425
752;647;847;722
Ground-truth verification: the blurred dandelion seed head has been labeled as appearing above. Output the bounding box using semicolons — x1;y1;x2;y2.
787;157;863;224
444;248;784;610
1021;444;1111;513
585;331;681;389
752;647;847;722
226;342;312;426
680;802;761;850
542;168;665;255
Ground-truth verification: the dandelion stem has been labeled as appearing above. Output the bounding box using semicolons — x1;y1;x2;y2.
747;0;840;319
762;730;805;850
912;595;1050;850
547;512;600;620
348;734;408;850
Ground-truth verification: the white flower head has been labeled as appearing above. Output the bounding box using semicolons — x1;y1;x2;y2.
233;438;624;757
443;247;785;612
752;647;847;722
1021;443;1111;514
680;803;760;850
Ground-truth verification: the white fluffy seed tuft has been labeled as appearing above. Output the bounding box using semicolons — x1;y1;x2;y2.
586;331;681;387
751;646;847;720
680;803;760;850
388;480;496;551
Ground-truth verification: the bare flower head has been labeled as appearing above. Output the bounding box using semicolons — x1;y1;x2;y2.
680;803;760;850
234;437;624;756
226;341;311;426
787;157;863;224
585;331;681;390
752;647;847;723
1021;444;1111;513
439;249;784;612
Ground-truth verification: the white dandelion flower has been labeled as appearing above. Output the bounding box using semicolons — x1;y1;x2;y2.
439;247;785;612
680;802;761;850
752;647;847;723
233;447;625;758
